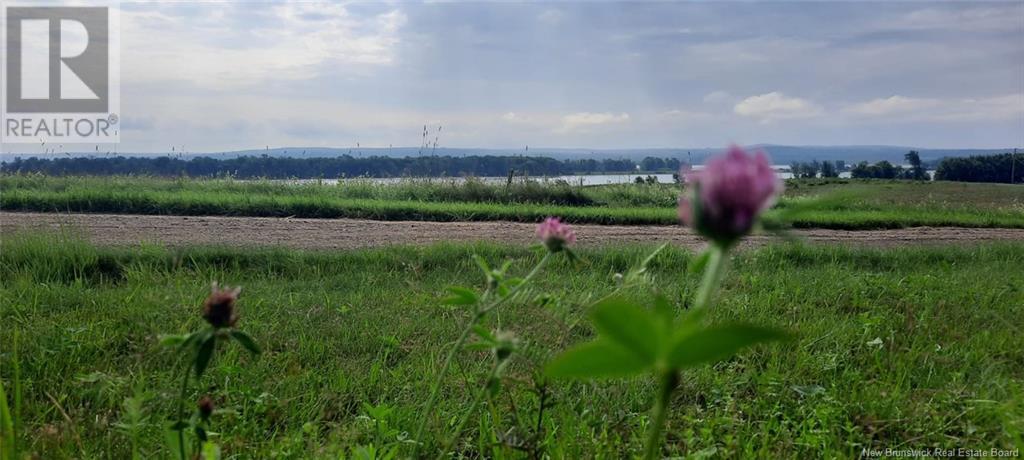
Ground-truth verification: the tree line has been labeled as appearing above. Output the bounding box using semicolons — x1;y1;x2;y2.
934;152;1022;184
0;155;684;179
789;160;846;179
848;151;928;180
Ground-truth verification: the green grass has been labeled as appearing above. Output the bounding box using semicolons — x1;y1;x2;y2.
1;175;1023;228
1;234;1022;458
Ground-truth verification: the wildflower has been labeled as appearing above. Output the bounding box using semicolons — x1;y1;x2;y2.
679;145;782;247
493;330;519;363
197;395;214;421
536;217;576;252
202;282;241;329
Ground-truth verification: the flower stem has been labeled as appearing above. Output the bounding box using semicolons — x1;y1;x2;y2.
437;360;505;460
413;252;552;455
693;245;726;311
641;245;726;459
643;370;679;460
175;363;190;460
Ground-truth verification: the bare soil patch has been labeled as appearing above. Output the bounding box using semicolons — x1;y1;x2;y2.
3;212;1023;250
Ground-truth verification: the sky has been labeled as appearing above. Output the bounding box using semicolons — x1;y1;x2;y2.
3;0;1023;154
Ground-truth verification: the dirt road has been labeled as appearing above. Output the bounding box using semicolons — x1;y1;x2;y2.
2;212;1023;250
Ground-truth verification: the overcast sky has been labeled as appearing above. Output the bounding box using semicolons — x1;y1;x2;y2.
4;1;1024;153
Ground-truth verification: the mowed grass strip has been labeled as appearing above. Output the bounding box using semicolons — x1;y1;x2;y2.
2;175;1023;228
2;234;1022;458
0;187;676;225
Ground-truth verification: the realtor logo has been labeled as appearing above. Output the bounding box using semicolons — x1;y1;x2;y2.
2;5;120;143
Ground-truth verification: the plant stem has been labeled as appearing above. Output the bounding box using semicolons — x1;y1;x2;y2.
640;245;727;459
437;361;505;460
693;245;726;311
643;370;679;460
480;252;552;316
413;311;481;456
175;361;191;460
413;252;552;455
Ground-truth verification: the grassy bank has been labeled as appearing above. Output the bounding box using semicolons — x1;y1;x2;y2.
2;175;1023;228
2;234;1022;457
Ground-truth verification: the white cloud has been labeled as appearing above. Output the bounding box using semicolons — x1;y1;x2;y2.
501;112;532;123
120;3;407;89
734;92;823;122
660;109;716;123
556;112;630;133
844;95;939;116
844;94;1024;122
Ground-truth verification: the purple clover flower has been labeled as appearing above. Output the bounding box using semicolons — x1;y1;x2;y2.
537;217;576;252
679;145;782;247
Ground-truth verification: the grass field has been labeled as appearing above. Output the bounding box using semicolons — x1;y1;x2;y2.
2;175;1023;229
1;233;1022;458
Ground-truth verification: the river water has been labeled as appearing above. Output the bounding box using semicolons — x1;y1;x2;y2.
285;171;858;186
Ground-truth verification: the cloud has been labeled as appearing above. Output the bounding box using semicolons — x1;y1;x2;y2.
734;92;823;122
843;95;938;116
556;112;630;133
120;3;407;89
8;2;1021;153
501;112;533;123
844;94;1024;122
660;109;716;123
875;5;1024;32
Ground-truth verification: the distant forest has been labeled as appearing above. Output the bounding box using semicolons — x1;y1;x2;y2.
0;155;684;178
3;152;1019;183
934;153;1023;184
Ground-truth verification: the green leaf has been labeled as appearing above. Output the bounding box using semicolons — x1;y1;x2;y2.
589;298;661;363
441;286;478;306
545;340;649;379
158;334;188;348
668;323;789;370
472;254;490;271
673;305;709;335
194;335;216;378
472;255;492;276
472;325;495;343
634;243;666;275
179;330;204;351
0;378;14;460
652;294;675;325
464;342;493;352
689;250;711;274
230;330;261;355
202;441;222;460
486;376;501;397
164;425;190;459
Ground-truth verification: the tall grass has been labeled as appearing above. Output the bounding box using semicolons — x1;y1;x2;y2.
2;233;1023;457
2;175;1023;228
